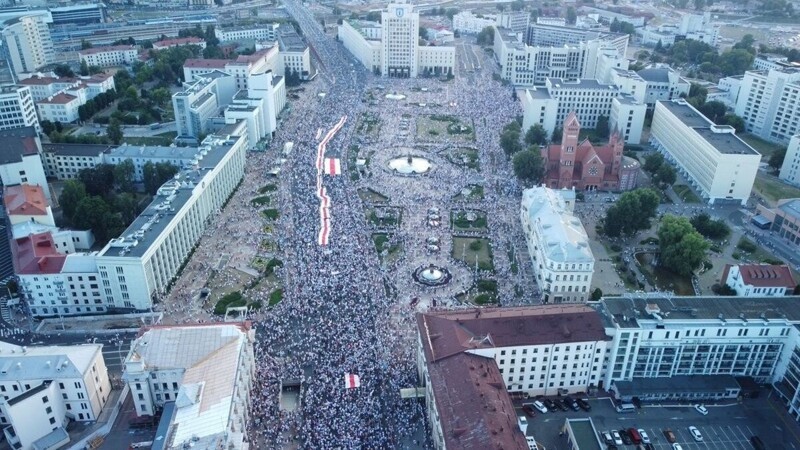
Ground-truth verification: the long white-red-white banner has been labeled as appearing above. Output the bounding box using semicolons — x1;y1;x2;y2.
315;116;346;246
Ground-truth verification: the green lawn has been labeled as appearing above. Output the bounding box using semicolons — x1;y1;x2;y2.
452;236;494;271
673;184;701;203
120;134;175;146
739;134;785;158
753;174;800;204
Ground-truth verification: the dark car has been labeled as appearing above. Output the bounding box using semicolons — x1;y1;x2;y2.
618;429;633;445
566;397;580;411
521;404;537;417
543;398;557;411
561;397;573;410
576;398;592;411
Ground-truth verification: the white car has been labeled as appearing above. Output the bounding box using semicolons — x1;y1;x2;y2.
673;445;684;450
532;400;548;413
689;426;703;441
638;429;651;444
611;430;624;446
694;404;709;415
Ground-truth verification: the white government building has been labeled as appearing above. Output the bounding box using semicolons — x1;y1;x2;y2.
338;3;455;78
0;341;111;450
650;99;760;205
0;85;38;132
78;45;139;68
124;323;255;450
520;186;594;304
779;135;800;186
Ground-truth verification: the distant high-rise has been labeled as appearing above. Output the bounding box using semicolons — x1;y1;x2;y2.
2;14;53;77
381;3;419;78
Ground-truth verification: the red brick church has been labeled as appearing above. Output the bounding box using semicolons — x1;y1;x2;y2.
541;112;640;192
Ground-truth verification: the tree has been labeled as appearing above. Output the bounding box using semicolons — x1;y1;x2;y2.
718;48;755;76
658;215;709;275
59;180;87;225
603;188;661;237
79;60;90;77
476;26;494;46
687;82;708;105
769;147;788;173
590;288;603;301
698;100;727;123
722;114;745;132
143;161;180;195
652;163;676;188
566;6;577;24
551;127;562;143
643;152;664;174
500;130;522;156
107;118;123;145
72;196;123;244
595;115;610;139
79;164;115;197
40;120;55;135
525;124;548;146
690;213;731;240
80;40;92;50
112;193;140;225
512;147;545;184
733;34;756;53
113;159;136;193
53;64;74;78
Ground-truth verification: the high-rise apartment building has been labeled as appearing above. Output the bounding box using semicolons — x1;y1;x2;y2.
0;85;38;131
734;67;800;145
2;14;53;77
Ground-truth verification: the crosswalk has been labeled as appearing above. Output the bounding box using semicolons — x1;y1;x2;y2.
0;327;25;338
0;298;11;323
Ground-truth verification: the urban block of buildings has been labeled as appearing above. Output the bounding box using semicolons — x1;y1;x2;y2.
637;13;719;47
779;135;800;186
18;71;115;124
78;45;138;68
539;112;640;191
337;3;455;78
0;341;111;450
152;36;206;51
732;67;800;145
650;99;760;205
418;294;800;447
520;186;594;304
123;323;255;450
214;23;280;43
755;198;800;249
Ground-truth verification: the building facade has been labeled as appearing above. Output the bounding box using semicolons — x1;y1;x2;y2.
540;113;640;191
722;263;796;297
78;45;138;67
734;67;800;145
2;14;53;77
173;70;236;138
451;11;496;34
650;100;760;205
0;85;38;131
520;186;595;303
214;24;279;42
381;3;419;78
123;323;255;449
780;135;800;186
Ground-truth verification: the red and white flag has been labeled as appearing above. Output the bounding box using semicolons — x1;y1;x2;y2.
344;373;361;389
324;158;341;176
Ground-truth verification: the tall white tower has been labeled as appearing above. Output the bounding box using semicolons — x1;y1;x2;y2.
381;3;419;78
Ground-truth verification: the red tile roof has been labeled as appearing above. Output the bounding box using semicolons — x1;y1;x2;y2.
4;185;48;216
723;264;796;289
39;93;78;105
79;45;136;56
11;232;65;275
19;76;60;86
184;58;228;69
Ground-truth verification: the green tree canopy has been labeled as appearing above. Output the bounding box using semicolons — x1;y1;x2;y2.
143;161;180;195
769;147;788;172
59;180;87;225
525;124;548;146
78;164;115;197
512;147;545;184
652;164;676;188
477;26;495;46
72;196;124;244
658;215;710;275
690;213;731;240
603;188;661;237
113;159;136;193
107;118;123;145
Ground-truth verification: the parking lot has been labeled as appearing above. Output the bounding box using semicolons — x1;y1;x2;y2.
520;395;800;450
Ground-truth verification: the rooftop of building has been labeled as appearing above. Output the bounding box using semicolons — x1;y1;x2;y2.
106;144;200;161
613;374;740;396
183;59;228;70
636;67;676;83
4;184;48;216
42;143;113;157
7;380;50;406
50;4;103;12
425;352;528;450
722;263;796;289
217;23;278;32
32;427;69;450
521;186;594;263
566;419;602;450
98;134;243;259
599;294;800;328
658;100;760;155
777;198;800;219
277;23;307;52
417;305;608;363
11;232;65;275
0;341;102;382
153;37;205;47
547;77;618;91
231;46;277;65
79;45;136;55
0;126;38;165
39;93;78;105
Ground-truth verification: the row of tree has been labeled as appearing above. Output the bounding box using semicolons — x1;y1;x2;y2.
642;153;677;189
650;37;754;77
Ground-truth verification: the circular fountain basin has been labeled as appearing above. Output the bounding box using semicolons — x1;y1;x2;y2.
413;264;452;287
389;157;432;175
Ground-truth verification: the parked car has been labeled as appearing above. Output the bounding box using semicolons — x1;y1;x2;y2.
522;404;537;417
694;404;709;415
638;429;651;444
532;400;548;414
689;426;703;441
673;445;684;450
565;396;580;411
618;429;633;445
601;431;614;445
576;398;591;411
611;430;623;446
627;428;642;444
663;429;677;443
543;398;557;411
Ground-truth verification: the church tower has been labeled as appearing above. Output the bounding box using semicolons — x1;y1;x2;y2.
558;112;581;188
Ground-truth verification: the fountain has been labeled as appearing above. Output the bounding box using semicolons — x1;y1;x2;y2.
413;264;452;287
388;155;432;175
